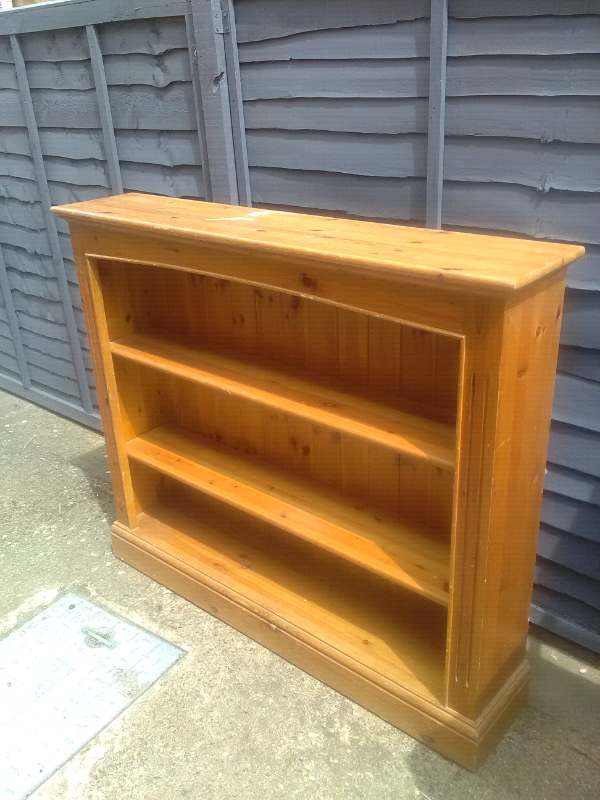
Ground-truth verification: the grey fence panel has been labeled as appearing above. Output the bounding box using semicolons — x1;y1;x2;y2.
237;0;430;223
1;0;599;651
234;0;600;651
443;3;600;652
10;33;94;413
0;0;247;427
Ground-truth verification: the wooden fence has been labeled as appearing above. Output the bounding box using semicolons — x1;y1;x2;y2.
0;0;599;651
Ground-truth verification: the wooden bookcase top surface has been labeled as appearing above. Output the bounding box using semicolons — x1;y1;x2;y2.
52;193;583;295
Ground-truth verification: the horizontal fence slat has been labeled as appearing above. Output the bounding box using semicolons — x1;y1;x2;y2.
244;95;600;144
541;492;600;543
240;55;600;101
537;525;600;580
248;169;599;243
4;26;88;63
245;130;600;192
0;245;55;278
103;49;191;87
119;162;205;198
450;0;600;18
0;352;21;377
1;154;109;187
16;311;69;342
446;54;600;97
114;130;202;166
5;90;595;141
558;346;600;382
241;59;429;100
98;15;188;56
561;290;600;348
530;601;600;654
532;587;600;639
238;20;430;62
1;85;198;130
243;97;427;135
2;128;100;160
5;15;192;63
548;422;600;479
0;221;51;256
7;269;60;302
0;195;45;228
565;247;600;291
552;372;600;432
0;0;187;36
0;49;191;91
442;182;599;245
234;0;430;44
246;131;427;178
448;16;600;56
237;16;600;63
444;137;600;193
545;463;600;508
535;559;600;612
109;84;197;130
250;167;426;220
23;344;81;382
19;326;90;366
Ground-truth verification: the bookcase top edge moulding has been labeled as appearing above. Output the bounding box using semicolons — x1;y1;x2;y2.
52;192;584;769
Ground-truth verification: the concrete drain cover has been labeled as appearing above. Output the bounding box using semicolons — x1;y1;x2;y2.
0;593;183;799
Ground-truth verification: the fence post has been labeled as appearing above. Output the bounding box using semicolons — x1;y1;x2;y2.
425;0;448;229
188;0;250;205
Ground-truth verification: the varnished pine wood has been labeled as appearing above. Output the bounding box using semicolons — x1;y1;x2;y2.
110;332;456;469
111;509;529;770
126;425;450;605
121;490;447;699
68;230;139;529
53;192;583;294
54;193;583;769
447;275;569;717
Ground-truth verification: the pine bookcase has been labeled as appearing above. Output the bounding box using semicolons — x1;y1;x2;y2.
52;193;583;768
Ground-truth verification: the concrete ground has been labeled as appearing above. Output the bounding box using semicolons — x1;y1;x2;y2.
1;389;600;800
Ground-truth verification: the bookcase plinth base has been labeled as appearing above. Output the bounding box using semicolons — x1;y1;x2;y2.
111;521;529;770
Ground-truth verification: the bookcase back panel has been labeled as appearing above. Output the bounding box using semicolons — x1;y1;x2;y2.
97;260;461;427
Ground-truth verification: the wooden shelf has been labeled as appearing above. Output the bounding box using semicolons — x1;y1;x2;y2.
124;497;447;702
111;333;455;470
126;425;451;606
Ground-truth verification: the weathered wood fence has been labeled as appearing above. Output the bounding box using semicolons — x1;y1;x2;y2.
1;0;599;650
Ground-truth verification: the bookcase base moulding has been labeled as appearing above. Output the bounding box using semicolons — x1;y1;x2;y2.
52;193;584;769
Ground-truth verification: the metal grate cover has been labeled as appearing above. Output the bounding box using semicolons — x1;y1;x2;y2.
0;593;183;799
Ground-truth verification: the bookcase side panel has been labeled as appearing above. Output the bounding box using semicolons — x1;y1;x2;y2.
446;274;566;719
68;224;139;529
445;296;507;718
472;274;567;714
